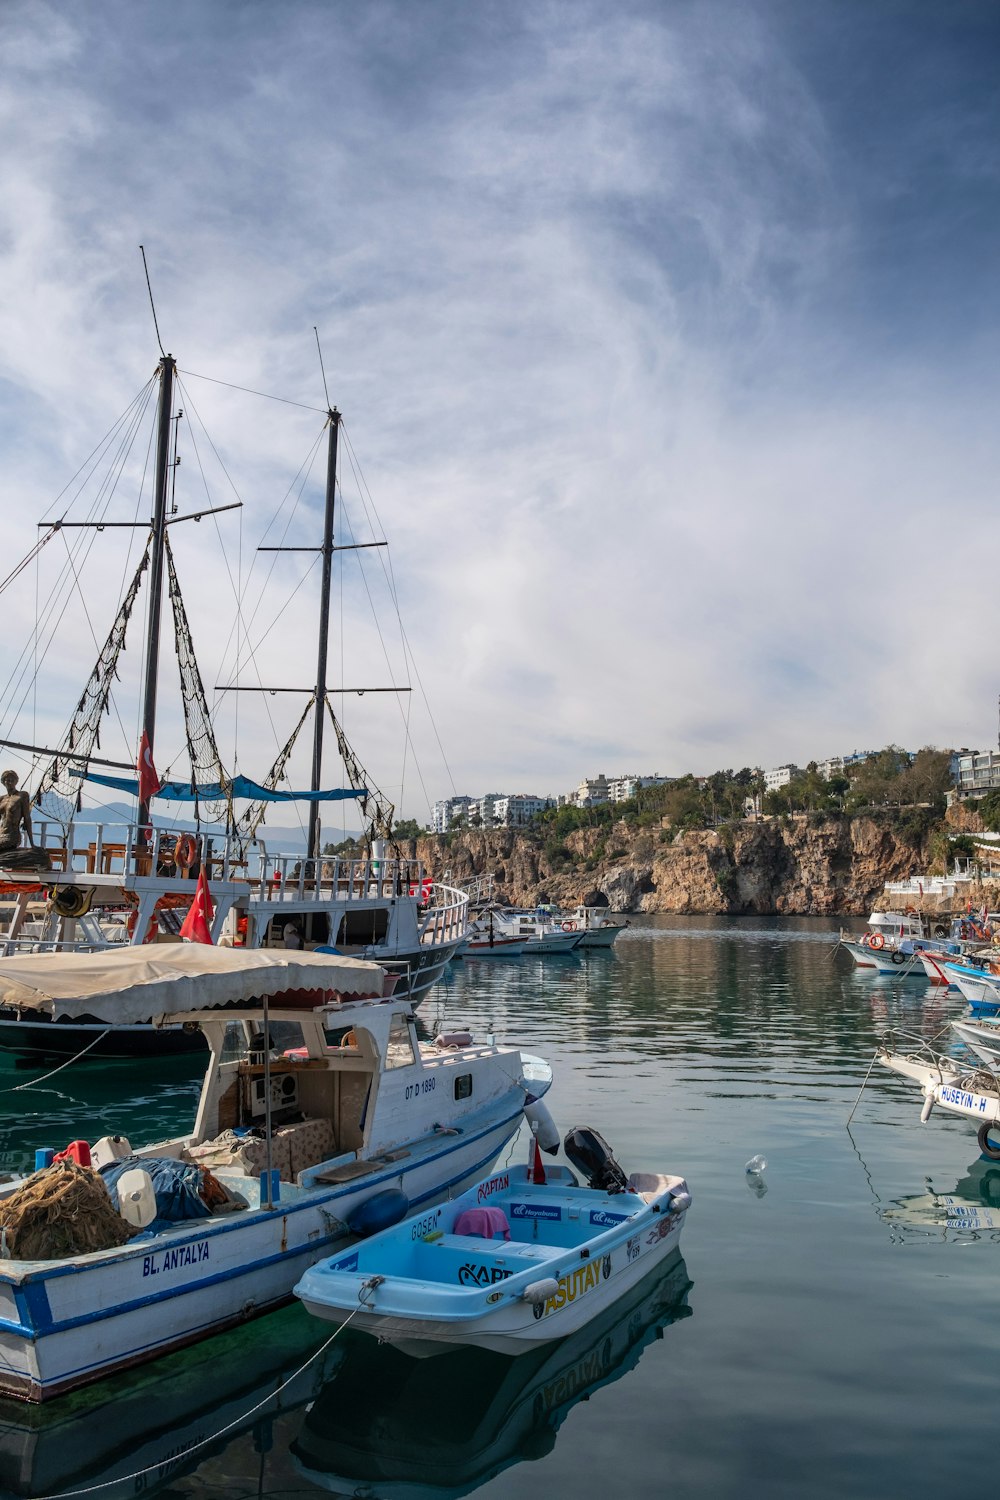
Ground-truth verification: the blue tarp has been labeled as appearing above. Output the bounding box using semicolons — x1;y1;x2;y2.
100;1156;214;1226
70;769;364;803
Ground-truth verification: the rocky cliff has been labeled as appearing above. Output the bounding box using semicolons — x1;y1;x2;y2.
415;815;932;916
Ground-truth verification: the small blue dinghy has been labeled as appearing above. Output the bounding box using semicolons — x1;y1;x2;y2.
294;1127;691;1355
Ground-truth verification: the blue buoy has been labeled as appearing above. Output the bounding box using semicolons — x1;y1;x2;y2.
348;1187;409;1237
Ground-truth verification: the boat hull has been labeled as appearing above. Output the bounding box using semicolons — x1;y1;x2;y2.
575;924;623;950
0;1103;523;1401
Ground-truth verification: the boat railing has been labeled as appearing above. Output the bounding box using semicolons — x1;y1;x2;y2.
29;819;251;883
255;852;429;906
877;1027;1000;1096
417;884;470;947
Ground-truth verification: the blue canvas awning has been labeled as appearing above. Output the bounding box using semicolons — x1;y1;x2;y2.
69;769;364;803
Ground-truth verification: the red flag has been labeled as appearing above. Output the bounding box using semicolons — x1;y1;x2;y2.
137;731;162;804
179;869;214;944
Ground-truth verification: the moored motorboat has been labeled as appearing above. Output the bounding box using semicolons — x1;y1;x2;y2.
0;945;549;1401
291;1249;692;1498
293;1127;690;1356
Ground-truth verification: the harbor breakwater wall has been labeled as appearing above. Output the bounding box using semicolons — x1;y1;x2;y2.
414;816;937;917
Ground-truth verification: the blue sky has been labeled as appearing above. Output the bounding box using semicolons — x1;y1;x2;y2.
1;0;999;825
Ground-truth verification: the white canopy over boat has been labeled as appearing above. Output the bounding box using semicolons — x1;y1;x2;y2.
0;945;385;1023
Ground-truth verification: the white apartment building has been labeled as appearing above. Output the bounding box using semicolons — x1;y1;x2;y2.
764;764;800;793
608;773;673;802
955;751;1000;797
466;794;501;827
492;793;553;826
570;774;611;808
432;795;473;833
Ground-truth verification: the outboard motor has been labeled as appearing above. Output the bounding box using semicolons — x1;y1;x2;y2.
563;1127;629;1194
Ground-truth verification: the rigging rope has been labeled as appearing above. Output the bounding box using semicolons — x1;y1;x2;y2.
236;693;315;845
165;534;233;826
35;546;151;829
325;700;398;856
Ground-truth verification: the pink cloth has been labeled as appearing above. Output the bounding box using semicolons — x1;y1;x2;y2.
453;1206;511;1241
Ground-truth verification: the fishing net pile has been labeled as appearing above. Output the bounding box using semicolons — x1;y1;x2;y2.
0;1160;133;1260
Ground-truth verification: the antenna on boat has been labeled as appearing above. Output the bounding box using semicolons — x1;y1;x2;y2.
140;246;166;360
314;327;332;410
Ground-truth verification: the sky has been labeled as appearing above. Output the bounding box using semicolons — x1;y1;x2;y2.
1;0;999;830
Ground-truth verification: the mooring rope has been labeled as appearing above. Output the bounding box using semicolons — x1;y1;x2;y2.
41;1304;368;1499
0;1029;112;1095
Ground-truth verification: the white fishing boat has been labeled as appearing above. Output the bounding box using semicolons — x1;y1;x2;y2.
293;1128;690;1356
942;959;1000;1010
567;906;628;949
0;945;550;1401
0;347;470;1059
877;1029;1000;1159
951;1015;1000;1065
838;909;940;974
459;907;525;958
493;909;582;955
532;904;627;950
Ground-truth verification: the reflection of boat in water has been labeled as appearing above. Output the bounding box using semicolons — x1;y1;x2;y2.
878;1158;1000;1238
0;1303;340;1500
292;1249;692;1500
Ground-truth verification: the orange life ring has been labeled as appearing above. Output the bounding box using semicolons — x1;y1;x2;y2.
562;921;577;932
174;834;197;871
868;932;885;950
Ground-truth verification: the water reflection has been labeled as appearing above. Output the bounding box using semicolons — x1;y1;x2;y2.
879;1157;1000;1240
0;1304;340;1499
293;1250;692;1499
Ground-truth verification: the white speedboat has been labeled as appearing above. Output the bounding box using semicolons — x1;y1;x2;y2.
294;1128;690;1356
0;945;550;1401
292;1250;692;1498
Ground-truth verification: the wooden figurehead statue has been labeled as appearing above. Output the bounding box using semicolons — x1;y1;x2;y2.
0;770;52;870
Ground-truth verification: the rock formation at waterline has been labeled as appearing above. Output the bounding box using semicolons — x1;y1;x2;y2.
413;816;938;916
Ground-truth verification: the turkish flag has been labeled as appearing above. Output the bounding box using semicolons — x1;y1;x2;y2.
179;869;214;944
137;731;162;804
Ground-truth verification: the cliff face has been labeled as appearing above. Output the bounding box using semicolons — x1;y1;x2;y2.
415;816;929;915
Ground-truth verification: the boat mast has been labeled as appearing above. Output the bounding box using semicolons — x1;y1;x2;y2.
138;354;176;832
308;407;340;862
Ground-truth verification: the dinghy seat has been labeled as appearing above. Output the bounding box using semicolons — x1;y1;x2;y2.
627;1172;687;1203
453;1207;511;1241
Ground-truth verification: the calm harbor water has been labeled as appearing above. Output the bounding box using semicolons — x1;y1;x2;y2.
0;914;997;1499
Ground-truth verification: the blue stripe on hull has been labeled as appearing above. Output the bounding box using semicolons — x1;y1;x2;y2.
2;1112;523;1396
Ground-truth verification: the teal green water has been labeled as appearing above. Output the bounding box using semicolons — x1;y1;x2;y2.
0;915;997;1499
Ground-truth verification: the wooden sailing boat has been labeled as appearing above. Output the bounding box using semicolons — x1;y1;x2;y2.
0;345;468;1060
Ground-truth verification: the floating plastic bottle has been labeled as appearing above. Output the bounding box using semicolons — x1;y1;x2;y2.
745;1154;767;1175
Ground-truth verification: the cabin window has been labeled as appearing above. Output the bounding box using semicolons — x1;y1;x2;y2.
337;909;390;946
454;1074;473;1100
386;1014;418;1069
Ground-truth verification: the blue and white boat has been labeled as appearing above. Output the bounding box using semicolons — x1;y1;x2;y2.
0;945;550;1401
294;1129;690;1356
941;959;1000;1010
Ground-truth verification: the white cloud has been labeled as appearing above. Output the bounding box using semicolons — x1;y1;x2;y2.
1;0;998;823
